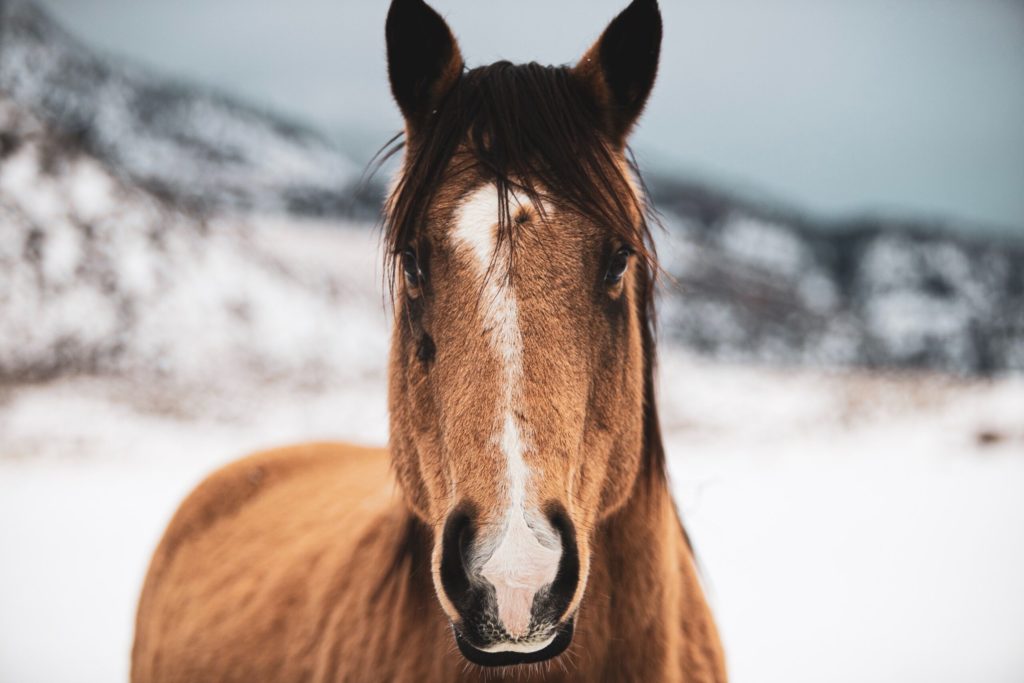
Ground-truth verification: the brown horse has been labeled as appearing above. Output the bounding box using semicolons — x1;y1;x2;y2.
131;0;727;680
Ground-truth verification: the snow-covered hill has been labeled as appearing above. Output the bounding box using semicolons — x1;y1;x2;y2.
0;97;386;387
0;0;366;217
654;180;1024;374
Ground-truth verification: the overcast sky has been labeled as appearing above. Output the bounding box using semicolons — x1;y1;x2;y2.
38;0;1024;232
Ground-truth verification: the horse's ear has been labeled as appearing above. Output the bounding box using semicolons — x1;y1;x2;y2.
386;0;464;137
573;0;662;146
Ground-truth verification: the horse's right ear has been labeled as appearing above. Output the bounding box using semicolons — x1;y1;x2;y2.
573;0;662;147
386;0;464;137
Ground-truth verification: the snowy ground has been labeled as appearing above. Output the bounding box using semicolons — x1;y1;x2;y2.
1;222;1023;683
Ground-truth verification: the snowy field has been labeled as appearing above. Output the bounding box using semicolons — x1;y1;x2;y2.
1;222;1023;683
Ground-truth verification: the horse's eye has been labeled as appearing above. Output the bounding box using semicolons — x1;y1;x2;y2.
402;249;422;289
606;247;632;285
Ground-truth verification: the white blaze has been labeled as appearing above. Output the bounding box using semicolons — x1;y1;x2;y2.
452;185;561;640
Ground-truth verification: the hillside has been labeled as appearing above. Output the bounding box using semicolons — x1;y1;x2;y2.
0;0;369;217
652;180;1024;374
1;0;1022;375
0;96;385;387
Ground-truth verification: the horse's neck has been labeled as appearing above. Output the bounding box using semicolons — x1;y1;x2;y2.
554;461;726;683
572;473;691;680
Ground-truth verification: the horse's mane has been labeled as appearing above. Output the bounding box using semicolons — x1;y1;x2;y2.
374;60;667;484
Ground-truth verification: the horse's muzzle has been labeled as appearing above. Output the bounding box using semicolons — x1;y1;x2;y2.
439;502;580;666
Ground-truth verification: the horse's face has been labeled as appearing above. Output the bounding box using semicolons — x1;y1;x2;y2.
384;0;661;667
392;175;647;661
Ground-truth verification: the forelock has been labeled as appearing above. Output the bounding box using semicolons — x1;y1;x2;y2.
379;61;660;290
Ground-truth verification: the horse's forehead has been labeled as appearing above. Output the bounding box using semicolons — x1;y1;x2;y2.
422;158;641;255
449;184;537;265
442;182;595;260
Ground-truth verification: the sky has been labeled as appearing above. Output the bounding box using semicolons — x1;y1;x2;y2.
37;0;1024;232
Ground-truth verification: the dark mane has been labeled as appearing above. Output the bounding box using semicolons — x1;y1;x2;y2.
374;60;666;482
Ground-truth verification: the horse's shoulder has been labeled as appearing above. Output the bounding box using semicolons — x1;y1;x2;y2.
133;443;398;682
156;441;389;563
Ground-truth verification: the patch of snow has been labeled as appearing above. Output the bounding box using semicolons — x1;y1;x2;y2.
718;216;808;276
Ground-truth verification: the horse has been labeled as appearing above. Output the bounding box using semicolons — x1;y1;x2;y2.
131;0;727;680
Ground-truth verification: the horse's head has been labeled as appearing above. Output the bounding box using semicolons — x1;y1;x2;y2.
384;0;663;667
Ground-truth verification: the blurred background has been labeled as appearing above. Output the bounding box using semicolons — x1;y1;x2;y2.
0;0;1022;681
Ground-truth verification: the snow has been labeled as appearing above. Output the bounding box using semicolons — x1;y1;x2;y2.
2;219;1023;683
718;216;807;276
662;357;1024;683
0;98;387;385
654;200;1024;373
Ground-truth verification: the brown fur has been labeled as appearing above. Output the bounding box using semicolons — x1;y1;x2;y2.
133;1;727;680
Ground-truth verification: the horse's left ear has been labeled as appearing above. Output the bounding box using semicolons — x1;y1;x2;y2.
386;0;464;138
573;0;662;147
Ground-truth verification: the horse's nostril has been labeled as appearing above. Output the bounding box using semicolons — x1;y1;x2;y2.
540;502;580;621
439;504;476;610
